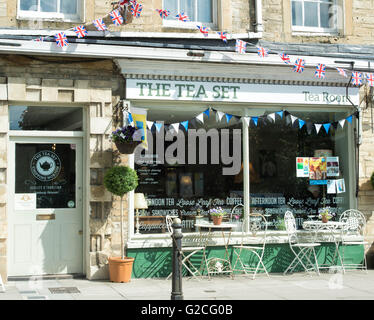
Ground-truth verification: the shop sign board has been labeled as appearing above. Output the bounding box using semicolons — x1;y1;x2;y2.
127;79;359;106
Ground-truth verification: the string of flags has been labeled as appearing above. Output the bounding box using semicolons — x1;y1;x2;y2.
127;107;357;136
31;0;374;87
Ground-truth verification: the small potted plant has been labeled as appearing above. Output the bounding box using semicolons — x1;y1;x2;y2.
209;207;227;225
110;125;142;154
318;207;335;223
104;166;138;282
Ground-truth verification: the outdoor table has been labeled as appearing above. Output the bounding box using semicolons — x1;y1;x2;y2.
194;222;237;278
302;220;346;271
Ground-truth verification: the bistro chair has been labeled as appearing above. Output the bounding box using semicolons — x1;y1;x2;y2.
232;212;270;279
165;215;209;280
283;211;321;275
339;209;368;273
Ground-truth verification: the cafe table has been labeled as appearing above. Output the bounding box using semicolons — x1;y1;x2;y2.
302;220;346;271
194;222;237;278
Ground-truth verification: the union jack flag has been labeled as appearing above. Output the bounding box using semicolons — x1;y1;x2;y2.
118;0;130;5
366;73;374;87
156;9;170;19
351;71;362;86
217;31;228;43
54;32;68;48
293;58;305;73
197;25;209;37
176;12;189;22
257;46;269;58
336;67;347;77
279;52;290;64
110;9;124;25
315;63;326;79
74;25;88;38
131;2;143;17
93;18;107;31
235;39;246;54
33;37;44;42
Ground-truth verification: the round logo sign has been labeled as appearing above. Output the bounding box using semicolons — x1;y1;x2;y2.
30;150;61;182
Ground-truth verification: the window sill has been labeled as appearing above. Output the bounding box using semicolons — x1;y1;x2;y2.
17;14;82;24
291;31;340;37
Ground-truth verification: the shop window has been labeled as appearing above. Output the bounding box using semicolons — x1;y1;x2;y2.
134;108;243;234
163;0;217;29
291;0;340;34
248;109;353;230
9;106;83;131
18;0;82;21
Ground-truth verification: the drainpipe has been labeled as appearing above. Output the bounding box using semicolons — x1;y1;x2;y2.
254;0;264;33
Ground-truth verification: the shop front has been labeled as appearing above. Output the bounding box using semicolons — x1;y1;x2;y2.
117;58;362;278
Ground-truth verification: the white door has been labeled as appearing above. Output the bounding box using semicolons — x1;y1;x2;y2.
8;137;83;276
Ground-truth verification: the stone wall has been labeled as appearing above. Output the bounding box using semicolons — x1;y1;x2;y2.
0;56;126;280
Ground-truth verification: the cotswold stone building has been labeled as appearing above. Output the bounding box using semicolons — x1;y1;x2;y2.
0;0;373;281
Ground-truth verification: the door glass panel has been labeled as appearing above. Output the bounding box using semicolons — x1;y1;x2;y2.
15;143;76;209
9;106;83;131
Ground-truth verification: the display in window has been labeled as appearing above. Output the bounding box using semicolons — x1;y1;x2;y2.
296;157;309;177
336;179;346;193
326;156;340;177
327;179;337;194
309;157;327;180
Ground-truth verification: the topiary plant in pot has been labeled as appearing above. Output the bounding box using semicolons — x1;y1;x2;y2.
104;165;138;282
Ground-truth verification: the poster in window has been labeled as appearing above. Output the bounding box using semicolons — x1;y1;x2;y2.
179;173;193;198
326;156;339;177
327;180;337;194
296;157;309;177
309;157;327;180
336;179;346;193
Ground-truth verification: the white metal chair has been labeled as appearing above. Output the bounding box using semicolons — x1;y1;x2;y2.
232;212;270;279
339;209;368;273
283;211;321;275
166;215;209;280
230;203;244;232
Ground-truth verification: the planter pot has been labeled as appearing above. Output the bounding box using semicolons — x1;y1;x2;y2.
108;257;135;283
115;140;141;154
212;216;223;225
322;216;329;223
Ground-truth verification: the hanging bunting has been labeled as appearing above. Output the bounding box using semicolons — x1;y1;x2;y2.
293;58;305;73
279;53;291;65
54;32;69;48
195;113;204;124
336;67;347;78
366;73;374;87
235;40;247;54
276;111;284;118
127;112;134;124
74;25;88;38
290;115;298;125
146;121;154;130
243;116;251;127
351;71;362;86
203;108;210;118
216;111;225;122
93;18;107;31
181;120;189;131
154;122;163;133
323;123;331;133
257;46;269;58
306;122;314;135
252;117;258;126
267;113;275;122
170;123;180;134
33;37;44;42
315;124;322;134
197;25;209;37
298;119;305;129
110;9;124;25
339;119;346;128
176;12;189;22
155;9;170;19
225;113;233;123
217;31;228;43
315;63;326;79
331;122;339;130
346;115;353;123
131;2;143;17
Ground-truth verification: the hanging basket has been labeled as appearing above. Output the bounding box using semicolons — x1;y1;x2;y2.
115;140;141;154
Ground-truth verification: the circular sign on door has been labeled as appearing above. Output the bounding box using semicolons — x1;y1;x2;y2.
30;150;62;182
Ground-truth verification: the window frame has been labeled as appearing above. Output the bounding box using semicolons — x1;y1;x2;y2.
162;0;218;30
291;0;340;35
17;0;84;22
